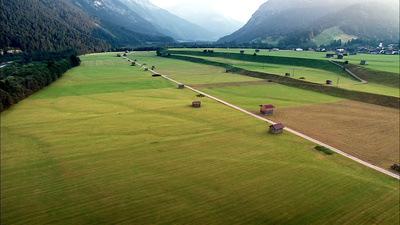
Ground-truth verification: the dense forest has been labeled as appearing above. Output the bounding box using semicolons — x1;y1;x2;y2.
0;50;80;111
0;0;174;54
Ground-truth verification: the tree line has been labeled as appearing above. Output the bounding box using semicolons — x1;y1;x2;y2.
0;50;80;111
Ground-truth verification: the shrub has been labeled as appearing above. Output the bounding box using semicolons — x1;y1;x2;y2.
391;164;400;172
315;145;335;155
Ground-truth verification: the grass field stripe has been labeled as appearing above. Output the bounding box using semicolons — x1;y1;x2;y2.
149;67;400;180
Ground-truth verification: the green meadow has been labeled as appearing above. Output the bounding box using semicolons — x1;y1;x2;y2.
170;49;399;97
1;52;399;224
178;55;357;85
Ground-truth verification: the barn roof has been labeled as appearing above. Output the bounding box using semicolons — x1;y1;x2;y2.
270;123;285;130
260;104;275;109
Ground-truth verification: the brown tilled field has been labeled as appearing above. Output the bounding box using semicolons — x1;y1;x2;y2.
254;100;399;171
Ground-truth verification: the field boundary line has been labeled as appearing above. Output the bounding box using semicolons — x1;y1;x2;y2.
126;56;399;180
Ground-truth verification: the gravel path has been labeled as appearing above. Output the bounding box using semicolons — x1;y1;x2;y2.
329;58;367;85
127;56;399;180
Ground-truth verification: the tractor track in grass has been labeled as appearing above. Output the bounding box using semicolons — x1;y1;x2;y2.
126;56;400;180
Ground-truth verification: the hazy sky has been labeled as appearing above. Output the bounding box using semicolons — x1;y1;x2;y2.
148;0;267;23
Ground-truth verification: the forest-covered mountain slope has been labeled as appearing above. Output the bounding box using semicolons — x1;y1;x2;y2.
218;0;399;46
0;0;174;53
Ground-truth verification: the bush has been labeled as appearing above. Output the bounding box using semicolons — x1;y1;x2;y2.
391;164;400;172
315;145;335;155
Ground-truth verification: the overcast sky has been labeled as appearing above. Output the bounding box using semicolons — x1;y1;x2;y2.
148;0;267;23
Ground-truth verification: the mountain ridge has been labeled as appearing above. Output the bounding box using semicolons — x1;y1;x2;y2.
218;0;399;45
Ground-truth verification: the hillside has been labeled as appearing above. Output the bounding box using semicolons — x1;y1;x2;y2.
166;2;244;41
0;0;174;53
118;0;215;41
218;0;399;45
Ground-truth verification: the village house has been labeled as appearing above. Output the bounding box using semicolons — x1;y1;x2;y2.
269;123;285;134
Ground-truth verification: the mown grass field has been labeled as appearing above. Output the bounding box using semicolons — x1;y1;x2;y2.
1;52;399;224
170;49;399;97
180;48;399;73
178;55;358;85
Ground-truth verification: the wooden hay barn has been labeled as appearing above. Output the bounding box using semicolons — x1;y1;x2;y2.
178;84;185;89
337;55;343;59
360;60;366;65
285;73;290;77
269;123;285;134
192;101;201;108
326;80;332;84
260;104;275;115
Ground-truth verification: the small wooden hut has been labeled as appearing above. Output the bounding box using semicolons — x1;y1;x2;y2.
360;60;366;65
337;55;343;59
326;54;334;58
269;123;285;134
260;104;275;115
131;62;136;66
240;50;245;54
192;101;201;108
178;84;185;89
285;73;290;77
152;66;155;70
326;80;332;84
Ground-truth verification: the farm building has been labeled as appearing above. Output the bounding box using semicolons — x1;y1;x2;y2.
226;70;232;73
255;49;260;53
269;123;285;134
337;55;344;59
178;84;185;89
240;50;245;54
260;104;275;115
192;101;201;108
326;80;332;84
360;60;366;65
131;62;136;66
326;54;334;58
285;73;290;77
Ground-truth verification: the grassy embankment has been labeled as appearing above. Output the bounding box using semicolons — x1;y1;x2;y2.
1;52;398;224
